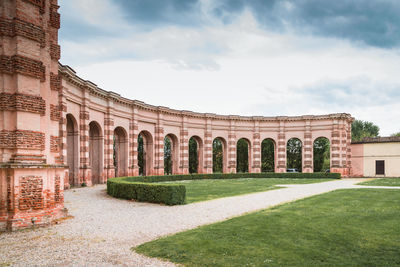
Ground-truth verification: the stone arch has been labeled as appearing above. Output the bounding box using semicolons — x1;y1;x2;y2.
89;121;103;184
189;135;203;174
313;136;331;172
114;126;128;177
236;138;251;173
66;114;79;187
287;138;302;172
164;133;179;175
261;138;276;172
138;130;153;176
213;137;227;173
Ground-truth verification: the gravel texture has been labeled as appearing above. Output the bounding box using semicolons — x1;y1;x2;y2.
1;178;397;266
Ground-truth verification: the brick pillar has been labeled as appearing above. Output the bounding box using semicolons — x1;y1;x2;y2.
0;0;67;231
276;118;287;173
331;120;341;174
154;111;164;175
79;99;90;186
252;119;261;173
179;116;189;174
227;119;236;173
58;94;68;187
303;120;313;173
129;107;139;176
104;107;115;180
204;117;213;174
345;121;353;176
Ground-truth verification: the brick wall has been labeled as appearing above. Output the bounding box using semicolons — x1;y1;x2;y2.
0;55;45;82
0;93;45;116
50;104;61;121
0;18;45;47
50;135;60;153
19;176;44;210
50;72;61;91
0;130;45;150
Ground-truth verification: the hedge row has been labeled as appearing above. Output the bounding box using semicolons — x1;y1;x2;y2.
107;172;341;205
127;172;341;183
107;178;186;205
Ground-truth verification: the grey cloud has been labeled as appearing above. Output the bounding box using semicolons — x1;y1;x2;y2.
60;0;400;49
113;0;201;28
300;78;400;108
213;0;400;48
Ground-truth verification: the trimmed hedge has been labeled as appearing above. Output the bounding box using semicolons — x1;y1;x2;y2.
107;172;340;205
107;178;186;205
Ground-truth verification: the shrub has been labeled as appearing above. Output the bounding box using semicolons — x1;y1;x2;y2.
107;178;186;205
107;172;340;205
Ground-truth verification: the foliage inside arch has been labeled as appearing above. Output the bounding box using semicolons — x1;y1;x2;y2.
313;137;330;172
287;138;302;171
189;138;198;174
261;139;274;172
164;136;172;175
236;139;249;173
213;139;223;173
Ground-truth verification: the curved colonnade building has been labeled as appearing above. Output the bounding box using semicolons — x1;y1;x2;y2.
60;64;354;188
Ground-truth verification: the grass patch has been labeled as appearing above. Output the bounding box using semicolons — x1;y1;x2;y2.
358;178;400;187
135;189;400;266
162;178;333;203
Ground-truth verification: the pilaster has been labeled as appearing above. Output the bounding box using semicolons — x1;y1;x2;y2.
179;115;189;174
228;119;236;173
204;117;213;174
104;103;115;179
252;119;261;173
276;118;287;172
129;107;139;176
303;120;313;173
154;111;164;175
79;92;90;185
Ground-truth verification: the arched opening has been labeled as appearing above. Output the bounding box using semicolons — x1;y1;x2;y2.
261;138;275;172
89;121;103;184
66;114;79;187
114;127;128;177
138;131;153;176
213;137;227;173
164;134;179;175
287;138;302;172
313;137;331;172
237;138;251;173
189;136;203;174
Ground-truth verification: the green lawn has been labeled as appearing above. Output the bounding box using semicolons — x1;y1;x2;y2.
358;178;400;187
135;189;400;266
162;178;333;203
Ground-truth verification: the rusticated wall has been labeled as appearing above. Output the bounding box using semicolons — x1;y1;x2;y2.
60;64;354;188
0;0;67;231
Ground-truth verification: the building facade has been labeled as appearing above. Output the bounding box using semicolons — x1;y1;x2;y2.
352;137;400;177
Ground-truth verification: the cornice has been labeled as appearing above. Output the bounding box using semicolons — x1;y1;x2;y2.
59;63;354;123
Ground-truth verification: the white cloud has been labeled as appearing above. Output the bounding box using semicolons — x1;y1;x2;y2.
61;9;400;136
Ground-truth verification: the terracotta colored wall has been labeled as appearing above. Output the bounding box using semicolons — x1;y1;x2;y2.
0;0;67;231
363;143;400;177
60;65;355;186
350;144;364;177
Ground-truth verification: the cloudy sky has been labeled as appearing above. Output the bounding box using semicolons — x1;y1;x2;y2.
59;0;400;136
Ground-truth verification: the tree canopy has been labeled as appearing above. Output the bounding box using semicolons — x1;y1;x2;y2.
351;120;379;142
391;132;400;137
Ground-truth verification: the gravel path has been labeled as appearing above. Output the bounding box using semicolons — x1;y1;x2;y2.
1;178;398;266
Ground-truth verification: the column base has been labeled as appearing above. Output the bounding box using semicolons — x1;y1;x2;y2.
0;164;68;232
331;167;351;177
276;167;286;173
302;167;313;173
